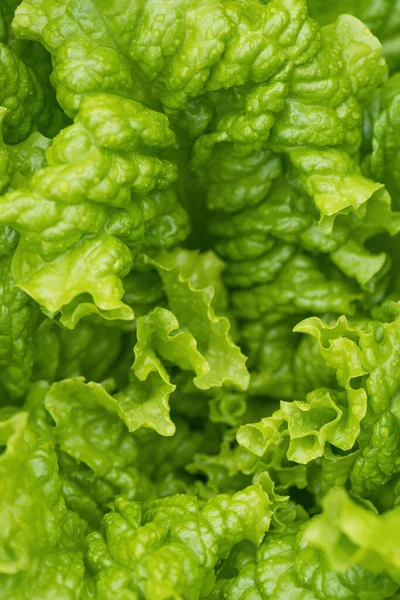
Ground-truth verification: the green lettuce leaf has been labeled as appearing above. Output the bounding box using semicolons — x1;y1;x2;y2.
0;226;37;402
0;1;398;598
0;391;86;599
146;248;249;391
301;307;400;497
237;315;368;464
0;41;44;144
239;304;400;504
214;515;399;599
364;74;400;205
192;12;387;205
86;485;271;600
305;488;400;585
44;378;139;477
0;92;188;323
12;0;318;117
290;148;383;228
309;0;400;73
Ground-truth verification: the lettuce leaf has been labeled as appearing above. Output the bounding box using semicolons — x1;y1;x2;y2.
214;516;399;599
86;485;272;600
0;93;188;322
305;488;400;585
309;0;400;72
0;0;399;597
0;387;86;599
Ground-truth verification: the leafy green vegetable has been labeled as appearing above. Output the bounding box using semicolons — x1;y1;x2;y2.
2;0;400;597
309;0;400;73
212;516;399;599
0;388;86;599
305;488;400;584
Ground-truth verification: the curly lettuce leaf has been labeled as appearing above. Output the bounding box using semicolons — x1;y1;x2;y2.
0;227;38;402
41;247;248;442
0;393;86;599
241;305;400;502
147;248;249;391
120;249;249;432
301;308;400;497
41;378;174;526
237;315;368;464
12;0;150;115
0;1;398;598
0;92;188;324
44;378;138;477
305;488;400;585
364;74;400;206
0;41;45;144
12;0;319;117
86;485;271;600
309;0;400;73
189;11;395;356
192;13;386;205
270;14;387;147
290;148;384;228
214;516;399;599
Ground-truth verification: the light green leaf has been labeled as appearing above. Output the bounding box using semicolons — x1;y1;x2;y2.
238;315;368;464
147;248;249;391
305;488;400;585
86;485;271;600
44;378;138;477
0;409;86;599
0;92;186;323
290;148;383;230
309;0;400;73
0;41;44;144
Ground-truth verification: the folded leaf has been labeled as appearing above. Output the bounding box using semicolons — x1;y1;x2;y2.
0;93;188;323
214;516;399;599
0;402;86;599
13;0;319;117
364;74;400;205
45;378;138;477
305;488;400;585
238;315;368;464
301;308;400;497
147;248;249;391
85;485;271;600
290;148;384;229
309;0;400;72
0;41;44;143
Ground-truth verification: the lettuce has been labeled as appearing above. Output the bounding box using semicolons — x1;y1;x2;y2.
2;0;400;598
